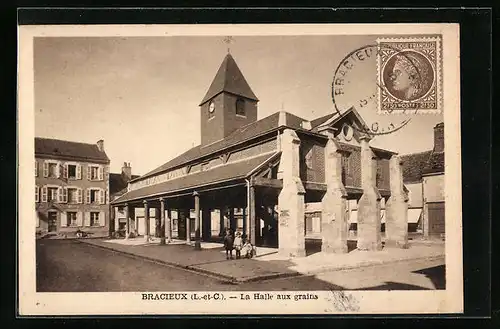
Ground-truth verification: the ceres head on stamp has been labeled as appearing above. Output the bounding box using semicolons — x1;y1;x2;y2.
383;50;435;102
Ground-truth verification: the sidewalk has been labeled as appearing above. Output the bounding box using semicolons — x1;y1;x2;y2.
79;237;445;284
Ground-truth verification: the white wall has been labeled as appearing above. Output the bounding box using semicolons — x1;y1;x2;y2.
423;174;444;203
406;182;424;208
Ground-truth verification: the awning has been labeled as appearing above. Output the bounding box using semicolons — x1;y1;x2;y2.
112;152;279;205
408;208;422;224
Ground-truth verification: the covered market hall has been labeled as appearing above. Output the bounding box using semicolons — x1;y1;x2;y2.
110;53;410;257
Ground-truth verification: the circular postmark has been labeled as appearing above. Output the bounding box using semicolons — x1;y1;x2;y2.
331;43;428;136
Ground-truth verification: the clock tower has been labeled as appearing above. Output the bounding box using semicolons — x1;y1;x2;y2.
199;53;259;146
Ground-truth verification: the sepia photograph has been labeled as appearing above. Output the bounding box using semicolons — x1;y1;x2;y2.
18;23;463;315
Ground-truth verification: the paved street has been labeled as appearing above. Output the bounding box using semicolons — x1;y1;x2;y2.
36;240;445;292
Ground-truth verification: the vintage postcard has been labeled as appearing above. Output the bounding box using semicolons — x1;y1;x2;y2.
18;23;462;315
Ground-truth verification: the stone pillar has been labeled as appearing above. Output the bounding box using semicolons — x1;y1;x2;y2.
194;192;201;250
385;156;409;248
320;128;348;253
357;136;382;251
160;198;166;245
219;207;225;236
166;208;172;242
129;207;137;236
277;128;306;258
143;200;150;242
185;207;191;244
249;183;256;245
154;207;161;238
125;204;130;239
243;207;248;239
229;208;236;232
114;207;119;233
202;208;211;241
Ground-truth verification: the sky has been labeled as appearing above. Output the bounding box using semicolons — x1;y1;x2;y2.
34;35;443;176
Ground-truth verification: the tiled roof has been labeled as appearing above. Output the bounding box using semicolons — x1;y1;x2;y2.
199;53;259;105
35;137;109;162
134;111;313;181
310;113;338;130
401;150;433;183
112;153;277;204
422;152;444;174
133;107;397;183
110;173;140;197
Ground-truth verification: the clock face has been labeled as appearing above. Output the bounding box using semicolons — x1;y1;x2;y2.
209;102;215;113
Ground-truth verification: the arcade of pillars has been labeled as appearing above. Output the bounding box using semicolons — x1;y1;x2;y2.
114;128;409;256
116;184;278;249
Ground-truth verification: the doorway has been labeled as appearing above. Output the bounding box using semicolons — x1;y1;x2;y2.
48;211;58;232
427;202;445;236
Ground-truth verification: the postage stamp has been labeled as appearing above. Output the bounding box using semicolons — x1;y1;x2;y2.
376;35;443;114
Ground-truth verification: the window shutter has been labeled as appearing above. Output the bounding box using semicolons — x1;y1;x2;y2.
35;161;38;177
56;162;61;178
41;186;47;202
60;212;67;227
99;189;105;205
76;164;82;180
99;211;105;227
85;189;91;204
98;166;104;181
35;186;39;203
63;164;68;179
77;188;83;204
63;187;68;203
87;165;91;181
43;162;49;177
76;212;83;227
57;187;62;203
84;212;91;227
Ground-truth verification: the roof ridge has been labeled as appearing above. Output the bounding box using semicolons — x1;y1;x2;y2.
35;136;101;147
400;149;433;157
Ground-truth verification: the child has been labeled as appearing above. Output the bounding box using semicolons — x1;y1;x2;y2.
242;239;256;259
233;231;243;259
223;229;234;260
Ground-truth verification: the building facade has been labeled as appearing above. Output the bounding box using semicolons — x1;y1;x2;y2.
111;53;409;256
401;123;445;238
35;138;110;238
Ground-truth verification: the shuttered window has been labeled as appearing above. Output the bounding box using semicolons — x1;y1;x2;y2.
35;186;39;203
87;165;104;181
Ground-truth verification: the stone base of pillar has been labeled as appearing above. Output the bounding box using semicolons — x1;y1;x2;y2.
160;237;166;245
278;177;306;259
194;241;202;250
321;191;348;254
357;188;382;251
384;239;409;249
144;235;150;242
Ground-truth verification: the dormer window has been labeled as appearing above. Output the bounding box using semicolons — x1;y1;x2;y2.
235;98;245;116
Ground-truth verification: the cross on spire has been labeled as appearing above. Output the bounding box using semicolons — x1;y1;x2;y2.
223;36;234;53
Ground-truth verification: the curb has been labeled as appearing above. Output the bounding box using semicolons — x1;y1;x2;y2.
76;240;445;284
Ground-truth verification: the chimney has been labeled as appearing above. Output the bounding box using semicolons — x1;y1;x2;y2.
97;139;104;152
122;162;132;182
433;123;444;153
